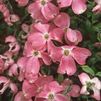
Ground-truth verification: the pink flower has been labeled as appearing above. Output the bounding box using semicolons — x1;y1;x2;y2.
34;76;53;95
37;81;68;101
49;41;91;75
65;28;83;45
95;0;101;4
0;76;17;94
78;73;101;101
22;76;53;99
8;57;28;81
17;57;28;81
0;58;4;73
62;79;80;97
54;13;70;28
5;35;16;43
9;82;18;94
16;0;29;6
28;0;59;22
22;80;38;99
68;85;80;97
8;57;27;81
57;0;87;14
0;52;14;70
8;64;19;76
0;76;10;94
28;22;64;50
14;91;32;101
5;36;20;55
10;14;19;23
92;5;101;13
92;0;101;13
23;41;51;83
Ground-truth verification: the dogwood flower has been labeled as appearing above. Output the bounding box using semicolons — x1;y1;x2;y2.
78;73;101;101
28;0;59;22
28;22;64;50
23;76;53;98
49;41;91;75
57;0;87;14
23;41;51;83
37;81;68;101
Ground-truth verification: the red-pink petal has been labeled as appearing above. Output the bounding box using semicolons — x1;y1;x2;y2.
28;2;47;22
58;55;77;75
41;2;59;20
55;94;70;101
92;88;101;101
41;52;51;65
5;35;16;43
72;0;87;14
34;23;50;33
57;0;72;8
26;57;40;75
94;0;101;4
65;28;82;45
34;98;46;101
71;47;91;65
22;80;37;99
48;41;62;62
78;73;90;85
28;33;46;50
35;76;53;87
14;91;32;101
48;81;63;93
54;13;70;28
68;85;80;97
50;28;64;43
9;83;18;94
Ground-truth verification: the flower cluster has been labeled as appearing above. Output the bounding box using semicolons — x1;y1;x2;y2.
0;0;101;101
0;0;19;25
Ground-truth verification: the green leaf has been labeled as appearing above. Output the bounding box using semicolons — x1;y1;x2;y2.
57;74;64;83
96;72;101;77
81;65;95;76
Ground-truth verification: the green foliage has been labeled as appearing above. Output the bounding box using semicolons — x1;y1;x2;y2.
81;65;95;76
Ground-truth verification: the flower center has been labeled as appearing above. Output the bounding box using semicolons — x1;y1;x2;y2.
63;49;69;56
33;51;39;56
48;93;54;101
86;82;95;89
44;33;49;40
41;0;46;5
